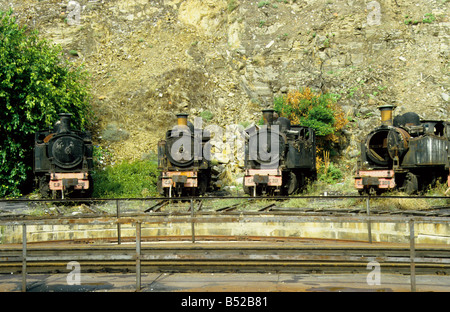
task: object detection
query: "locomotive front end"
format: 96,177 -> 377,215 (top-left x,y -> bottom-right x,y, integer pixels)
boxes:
355,105 -> 450,195
355,105 -> 396,194
243,109 -> 284,196
157,113 -> 212,197
243,109 -> 316,196
33,113 -> 93,198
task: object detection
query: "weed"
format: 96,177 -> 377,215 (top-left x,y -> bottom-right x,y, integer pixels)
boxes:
200,110 -> 214,122
422,13 -> 436,23
92,160 -> 159,198
258,1 -> 270,8
227,0 -> 238,13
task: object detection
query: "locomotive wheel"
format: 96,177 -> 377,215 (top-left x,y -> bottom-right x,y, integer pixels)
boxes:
38,175 -> 50,198
157,175 -> 164,196
242,177 -> 251,195
198,177 -> 208,196
402,173 -> 418,195
285,172 -> 298,195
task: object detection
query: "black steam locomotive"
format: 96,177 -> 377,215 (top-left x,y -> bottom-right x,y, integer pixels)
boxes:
33,113 -> 94,198
243,109 -> 317,196
355,105 -> 450,194
157,113 -> 213,197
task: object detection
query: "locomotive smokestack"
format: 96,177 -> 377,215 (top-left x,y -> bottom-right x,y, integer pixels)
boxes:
58,113 -> 72,133
176,113 -> 189,127
262,109 -> 275,126
378,105 -> 395,126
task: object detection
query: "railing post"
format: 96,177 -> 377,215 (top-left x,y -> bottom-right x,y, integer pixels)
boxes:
366,196 -> 372,243
191,198 -> 195,243
116,199 -> 121,245
409,220 -> 416,292
136,222 -> 141,291
22,224 -> 27,292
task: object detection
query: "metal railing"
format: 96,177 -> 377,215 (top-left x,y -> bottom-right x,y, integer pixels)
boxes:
1,195 -> 449,292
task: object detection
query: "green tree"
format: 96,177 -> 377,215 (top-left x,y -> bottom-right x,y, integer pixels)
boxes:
0,10 -> 93,197
274,87 -> 348,183
273,87 -> 347,150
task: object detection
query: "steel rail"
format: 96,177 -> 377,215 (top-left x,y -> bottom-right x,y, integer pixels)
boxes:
1,195 -> 449,292
0,194 -> 449,203
2,242 -> 449,275
2,195 -> 449,221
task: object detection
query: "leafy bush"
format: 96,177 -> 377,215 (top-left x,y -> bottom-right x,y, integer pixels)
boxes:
318,162 -> 343,184
0,10 -> 93,197
274,87 -> 347,152
91,160 -> 159,198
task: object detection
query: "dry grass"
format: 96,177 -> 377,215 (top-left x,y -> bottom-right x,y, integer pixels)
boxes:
371,193 -> 431,211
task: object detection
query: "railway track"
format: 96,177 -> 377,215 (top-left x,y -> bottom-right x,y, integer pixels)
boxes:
1,240 -> 450,275
1,195 -> 449,293
1,194 -> 450,219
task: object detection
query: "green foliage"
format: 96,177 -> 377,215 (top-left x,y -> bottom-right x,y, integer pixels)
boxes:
404,13 -> 436,25
0,10 -> 93,197
199,110 -> 214,122
91,160 -> 159,198
422,13 -> 436,23
274,87 -> 348,161
318,162 -> 343,184
227,0 -> 238,13
273,87 -> 347,138
92,145 -> 113,168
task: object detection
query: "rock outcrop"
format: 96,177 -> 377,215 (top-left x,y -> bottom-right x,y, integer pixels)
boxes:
2,0 -> 448,177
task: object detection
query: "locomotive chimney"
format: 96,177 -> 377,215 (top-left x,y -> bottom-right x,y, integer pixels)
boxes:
58,113 -> 72,133
176,113 -> 189,127
378,105 -> 395,126
262,109 -> 275,126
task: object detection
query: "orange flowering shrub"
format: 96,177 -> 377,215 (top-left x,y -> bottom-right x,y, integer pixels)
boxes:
274,88 -> 348,182
274,87 -> 347,143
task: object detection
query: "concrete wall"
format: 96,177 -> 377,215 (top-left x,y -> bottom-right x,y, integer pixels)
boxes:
1,220 -> 449,245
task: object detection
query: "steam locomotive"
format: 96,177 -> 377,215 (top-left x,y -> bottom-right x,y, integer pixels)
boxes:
243,109 -> 317,196
355,105 -> 450,194
33,113 -> 94,198
157,113 -> 213,197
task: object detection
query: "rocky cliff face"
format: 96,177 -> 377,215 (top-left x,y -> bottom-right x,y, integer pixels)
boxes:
3,0 -> 449,170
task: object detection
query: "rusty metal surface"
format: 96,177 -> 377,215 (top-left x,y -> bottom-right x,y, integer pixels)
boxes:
1,240 -> 449,274
1,272 -> 449,292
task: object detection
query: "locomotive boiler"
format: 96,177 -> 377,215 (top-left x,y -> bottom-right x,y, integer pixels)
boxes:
243,109 -> 317,196
355,105 -> 450,194
157,113 -> 213,197
33,113 -> 93,198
